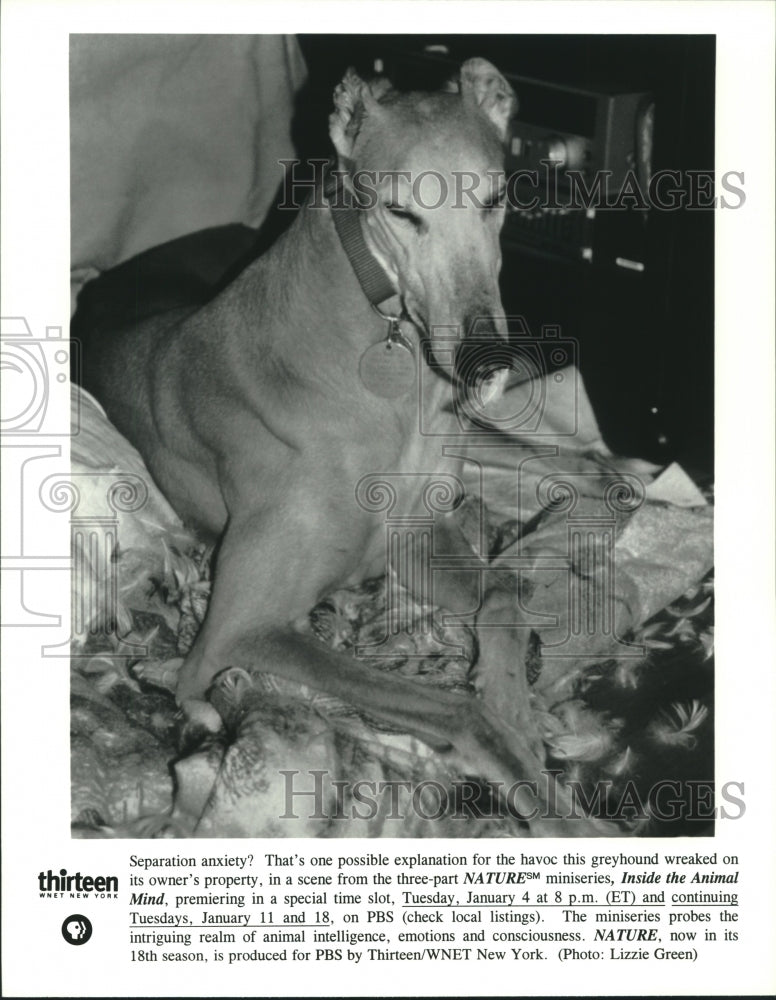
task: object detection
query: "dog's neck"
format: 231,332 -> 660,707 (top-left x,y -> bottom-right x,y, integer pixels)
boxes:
324,175 -> 398,314
298,192 -> 405,349
201,179 -> 455,447
223,188 -> 453,424
259,198 -> 397,356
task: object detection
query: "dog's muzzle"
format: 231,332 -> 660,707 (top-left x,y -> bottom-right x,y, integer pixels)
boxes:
453,314 -> 512,401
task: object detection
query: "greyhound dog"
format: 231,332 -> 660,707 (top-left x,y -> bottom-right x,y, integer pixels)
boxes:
78,58 -> 600,835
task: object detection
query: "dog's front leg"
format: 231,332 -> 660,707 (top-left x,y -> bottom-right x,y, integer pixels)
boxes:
206,624 -> 602,835
429,514 -> 545,760
177,514 -> 544,790
175,505 -> 346,703
177,513 -> 604,834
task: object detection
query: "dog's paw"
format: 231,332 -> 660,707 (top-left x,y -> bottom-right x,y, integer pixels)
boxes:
205,665 -> 257,732
211,666 -> 254,705
179,697 -> 223,736
133,656 -> 184,694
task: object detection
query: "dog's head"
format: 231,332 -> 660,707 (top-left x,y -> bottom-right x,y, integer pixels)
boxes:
329,59 -> 516,400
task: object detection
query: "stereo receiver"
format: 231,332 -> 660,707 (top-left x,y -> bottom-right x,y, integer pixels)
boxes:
377,46 -> 653,269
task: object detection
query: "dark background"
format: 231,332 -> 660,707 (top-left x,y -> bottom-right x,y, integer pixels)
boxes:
291,35 -> 715,479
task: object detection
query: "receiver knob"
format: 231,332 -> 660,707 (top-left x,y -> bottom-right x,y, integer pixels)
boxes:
544,136 -> 568,166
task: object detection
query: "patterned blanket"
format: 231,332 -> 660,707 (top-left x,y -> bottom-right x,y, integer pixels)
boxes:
69,380 -> 713,839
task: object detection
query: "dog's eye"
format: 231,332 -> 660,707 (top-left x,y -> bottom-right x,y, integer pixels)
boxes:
386,204 -> 422,228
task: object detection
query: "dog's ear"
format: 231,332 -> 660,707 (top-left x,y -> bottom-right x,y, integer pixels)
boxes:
450,58 -> 517,141
329,68 -> 390,161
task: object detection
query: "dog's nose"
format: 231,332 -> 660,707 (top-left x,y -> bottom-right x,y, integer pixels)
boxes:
455,313 -> 512,387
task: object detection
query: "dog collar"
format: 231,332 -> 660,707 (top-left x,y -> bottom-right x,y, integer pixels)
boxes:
323,174 -> 397,308
323,173 -> 416,399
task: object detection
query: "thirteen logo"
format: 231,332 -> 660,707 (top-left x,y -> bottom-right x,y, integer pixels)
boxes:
39,868 -> 119,893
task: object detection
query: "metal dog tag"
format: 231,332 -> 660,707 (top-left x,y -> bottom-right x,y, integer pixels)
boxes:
359,324 -> 416,399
